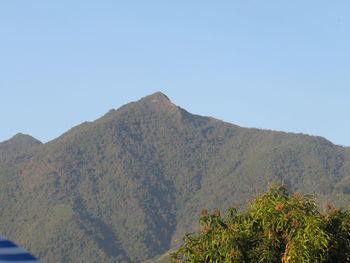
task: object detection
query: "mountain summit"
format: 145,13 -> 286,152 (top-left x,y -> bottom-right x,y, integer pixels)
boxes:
142,91 -> 171,103
0,133 -> 42,163
0,93 -> 349,263
137,92 -> 179,114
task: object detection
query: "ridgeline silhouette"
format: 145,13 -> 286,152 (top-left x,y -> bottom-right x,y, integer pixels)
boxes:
0,93 -> 349,262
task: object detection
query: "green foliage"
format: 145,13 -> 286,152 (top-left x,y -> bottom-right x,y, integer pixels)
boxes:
171,183 -> 350,263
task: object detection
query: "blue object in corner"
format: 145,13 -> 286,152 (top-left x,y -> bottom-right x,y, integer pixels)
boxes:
0,236 -> 43,263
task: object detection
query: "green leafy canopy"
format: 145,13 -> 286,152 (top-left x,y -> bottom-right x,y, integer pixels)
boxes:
172,183 -> 350,263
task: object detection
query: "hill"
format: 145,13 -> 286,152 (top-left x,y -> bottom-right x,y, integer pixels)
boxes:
0,133 -> 42,163
0,92 -> 349,262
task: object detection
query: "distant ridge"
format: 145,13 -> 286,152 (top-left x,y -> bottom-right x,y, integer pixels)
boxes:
0,133 -> 42,163
0,92 -> 349,263
0,133 -> 42,147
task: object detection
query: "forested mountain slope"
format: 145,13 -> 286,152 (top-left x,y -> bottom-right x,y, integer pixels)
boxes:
0,92 -> 349,262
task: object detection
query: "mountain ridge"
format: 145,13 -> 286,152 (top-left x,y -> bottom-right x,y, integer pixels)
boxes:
1,92 -> 344,148
0,92 -> 349,263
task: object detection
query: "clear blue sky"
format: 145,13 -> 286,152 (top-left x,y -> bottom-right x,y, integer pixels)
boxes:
1,1 -> 349,146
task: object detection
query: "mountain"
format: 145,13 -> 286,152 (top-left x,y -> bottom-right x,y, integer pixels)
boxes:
0,133 -> 42,163
0,92 -> 349,262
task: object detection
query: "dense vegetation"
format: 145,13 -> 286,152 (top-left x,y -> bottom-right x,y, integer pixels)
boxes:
0,92 -> 349,262
171,183 -> 350,262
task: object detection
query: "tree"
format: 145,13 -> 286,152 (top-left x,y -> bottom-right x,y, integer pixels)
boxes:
171,183 -> 350,262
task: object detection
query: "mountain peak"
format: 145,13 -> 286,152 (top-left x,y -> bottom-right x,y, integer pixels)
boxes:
138,92 -> 178,113
2,133 -> 42,145
0,133 -> 42,162
142,91 -> 171,103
